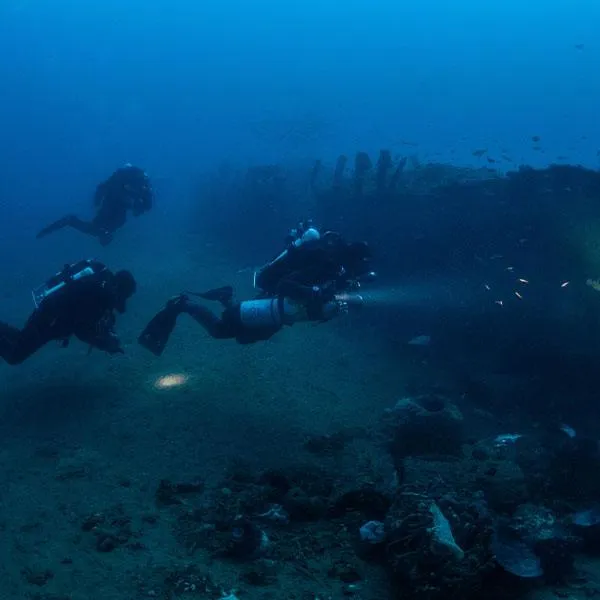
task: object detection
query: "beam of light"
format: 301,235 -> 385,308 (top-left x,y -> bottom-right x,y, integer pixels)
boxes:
153,373 -> 189,390
353,282 -> 469,311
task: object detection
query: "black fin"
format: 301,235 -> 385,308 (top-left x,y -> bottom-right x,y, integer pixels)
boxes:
138,305 -> 180,356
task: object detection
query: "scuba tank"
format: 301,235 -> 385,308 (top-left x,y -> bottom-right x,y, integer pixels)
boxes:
32,259 -> 106,308
253,225 -> 321,291
239,297 -> 303,328
238,291 -> 363,329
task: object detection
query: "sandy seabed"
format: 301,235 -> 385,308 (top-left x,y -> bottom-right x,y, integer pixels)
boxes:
0,227 -> 411,599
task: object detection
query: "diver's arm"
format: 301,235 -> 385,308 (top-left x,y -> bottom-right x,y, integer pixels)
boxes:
276,279 -> 339,321
75,317 -> 123,354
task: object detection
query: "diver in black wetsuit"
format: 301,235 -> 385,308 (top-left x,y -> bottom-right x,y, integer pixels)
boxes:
138,223 -> 374,356
36,164 -> 153,246
253,220 -> 375,296
0,260 -> 136,365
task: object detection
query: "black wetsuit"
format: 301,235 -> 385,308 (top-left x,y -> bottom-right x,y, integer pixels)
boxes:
0,261 -> 135,365
255,232 -> 372,295
36,165 -> 153,246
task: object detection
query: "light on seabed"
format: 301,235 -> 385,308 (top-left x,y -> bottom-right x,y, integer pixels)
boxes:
153,373 -> 188,390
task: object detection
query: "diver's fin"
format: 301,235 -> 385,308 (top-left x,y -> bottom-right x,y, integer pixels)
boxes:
138,305 -> 180,356
186,285 -> 234,306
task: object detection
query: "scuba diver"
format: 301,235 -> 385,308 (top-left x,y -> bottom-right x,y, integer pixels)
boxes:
138,222 -> 374,356
0,259 -> 137,365
36,164 -> 153,246
253,220 -> 375,295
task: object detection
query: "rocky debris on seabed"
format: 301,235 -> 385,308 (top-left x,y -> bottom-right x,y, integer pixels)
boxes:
21,566 -> 54,586
303,427 -> 370,456
133,397 -> 600,600
156,478 -> 205,506
384,488 -> 495,600
79,504 -> 145,553
150,448 -> 393,599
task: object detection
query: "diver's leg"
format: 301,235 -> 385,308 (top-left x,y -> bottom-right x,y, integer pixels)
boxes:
138,295 -> 235,356
0,317 -> 50,365
188,286 -> 234,308
183,302 -> 234,339
0,322 -> 21,363
36,215 -> 99,240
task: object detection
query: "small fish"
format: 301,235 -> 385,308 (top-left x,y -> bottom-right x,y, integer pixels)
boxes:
495,300 -> 504,306
472,148 -> 487,157
494,433 -> 523,445
531,135 -> 541,142
408,334 -> 431,347
560,424 -> 576,438
572,507 -> 600,527
518,278 -> 529,284
514,291 -> 523,299
561,281 -> 570,288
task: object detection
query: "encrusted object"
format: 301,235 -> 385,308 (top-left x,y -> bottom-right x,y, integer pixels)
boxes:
385,490 -> 494,600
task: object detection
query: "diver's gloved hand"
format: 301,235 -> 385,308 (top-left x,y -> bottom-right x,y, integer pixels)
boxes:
98,229 -> 114,247
94,331 -> 124,354
305,283 -> 337,320
312,282 -> 337,303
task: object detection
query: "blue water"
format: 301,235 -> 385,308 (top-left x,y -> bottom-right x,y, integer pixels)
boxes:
1,1 -> 598,231
2,3 -> 600,598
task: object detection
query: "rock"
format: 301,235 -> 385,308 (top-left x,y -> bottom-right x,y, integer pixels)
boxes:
328,559 -> 361,583
490,505 -> 580,584
163,566 -> 219,597
330,487 -> 391,521
225,516 -> 269,560
429,503 -> 464,560
385,490 -> 494,600
283,487 -> 328,521
504,505 -> 580,583
491,530 -> 543,579
81,513 -> 105,532
242,559 -> 278,586
359,520 -> 386,544
21,567 -> 54,586
383,394 -> 464,462
402,454 -> 529,514
95,531 -> 120,552
156,479 -> 203,506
